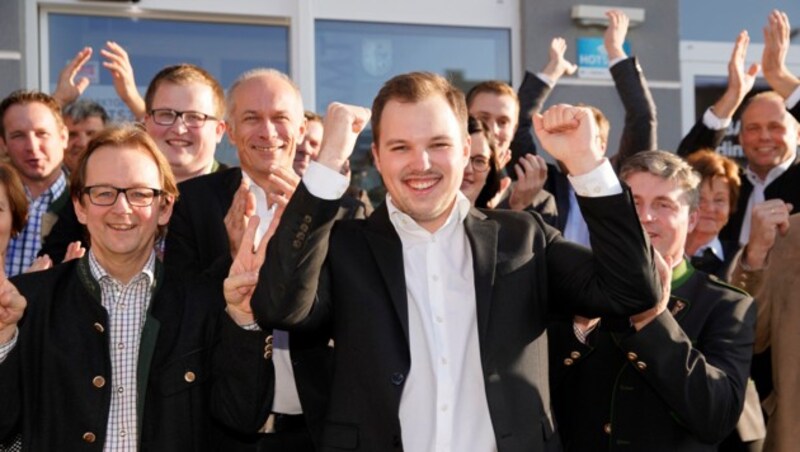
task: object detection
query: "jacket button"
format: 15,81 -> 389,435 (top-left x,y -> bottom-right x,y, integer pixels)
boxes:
292,240 -> 302,249
570,351 -> 581,359
83,431 -> 96,443
603,423 -> 612,435
303,215 -> 312,224
265,335 -> 273,345
297,232 -> 306,241
626,351 -> 638,361
184,371 -> 196,383
563,358 -> 574,366
264,349 -> 273,360
636,361 -> 647,371
92,376 -> 106,388
299,223 -> 310,233
93,322 -> 104,333
391,372 -> 405,385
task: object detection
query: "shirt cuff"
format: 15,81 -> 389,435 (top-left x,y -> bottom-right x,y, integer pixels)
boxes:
0,328 -> 19,364
785,85 -> 800,110
608,56 -> 628,69
535,72 -> 556,88
702,107 -> 732,131
303,161 -> 350,200
567,159 -> 622,197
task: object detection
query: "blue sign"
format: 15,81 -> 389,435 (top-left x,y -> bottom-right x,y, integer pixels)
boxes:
576,37 -> 632,79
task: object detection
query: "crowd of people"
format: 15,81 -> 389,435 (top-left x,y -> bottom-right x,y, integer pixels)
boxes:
0,7 -> 798,452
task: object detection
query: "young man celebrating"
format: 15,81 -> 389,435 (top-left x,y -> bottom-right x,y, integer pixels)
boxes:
224,72 -> 662,451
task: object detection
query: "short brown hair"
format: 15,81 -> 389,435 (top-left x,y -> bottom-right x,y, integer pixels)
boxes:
372,72 -> 468,144
620,150 -> 701,210
685,149 -> 741,213
465,80 -> 519,112
0,90 -> 64,138
71,123 -> 179,240
144,64 -> 225,118
0,162 -> 29,237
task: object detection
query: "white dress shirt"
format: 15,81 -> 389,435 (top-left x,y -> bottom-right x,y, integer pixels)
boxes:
738,157 -> 795,246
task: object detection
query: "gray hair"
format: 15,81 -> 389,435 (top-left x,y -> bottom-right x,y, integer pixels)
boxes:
63,99 -> 109,124
225,68 -> 304,129
619,150 -> 701,211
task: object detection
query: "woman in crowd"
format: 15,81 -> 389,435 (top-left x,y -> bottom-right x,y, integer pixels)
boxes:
684,149 -> 741,278
461,116 -> 502,208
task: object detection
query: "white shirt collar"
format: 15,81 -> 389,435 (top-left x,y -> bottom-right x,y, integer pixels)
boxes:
745,153 -> 796,186
386,191 -> 472,240
692,236 -> 725,261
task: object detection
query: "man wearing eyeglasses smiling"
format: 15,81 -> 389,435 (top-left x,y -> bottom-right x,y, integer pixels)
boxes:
143,64 -> 228,183
0,124 -> 247,450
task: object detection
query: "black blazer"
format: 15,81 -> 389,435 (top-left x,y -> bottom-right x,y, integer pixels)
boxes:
0,257 -> 245,451
677,103 -> 800,244
514,57 -> 658,231
250,183 -> 660,452
163,167 -> 361,447
549,264 -> 755,451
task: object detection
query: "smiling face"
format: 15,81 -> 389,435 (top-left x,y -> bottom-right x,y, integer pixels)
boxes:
75,145 -> 172,274
467,92 -> 517,164
625,171 -> 698,264
2,102 -> 67,189
372,94 -> 470,232
227,73 -> 306,187
460,131 -> 491,205
739,94 -> 800,180
144,81 -> 226,182
695,176 -> 731,237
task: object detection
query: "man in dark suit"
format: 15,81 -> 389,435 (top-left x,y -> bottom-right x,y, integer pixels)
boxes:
224,71 -> 661,451
165,69 -> 362,451
678,11 -> 800,247
0,125 -> 258,450
549,150 -> 756,451
509,10 -> 658,241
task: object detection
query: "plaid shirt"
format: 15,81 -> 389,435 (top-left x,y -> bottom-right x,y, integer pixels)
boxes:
88,250 -> 156,450
5,172 -> 67,277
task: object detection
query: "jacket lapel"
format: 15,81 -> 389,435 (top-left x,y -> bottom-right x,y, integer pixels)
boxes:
364,203 -> 410,343
465,209 -> 498,346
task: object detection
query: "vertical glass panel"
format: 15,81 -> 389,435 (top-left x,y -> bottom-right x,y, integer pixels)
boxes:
315,20 -> 511,201
47,13 -> 289,165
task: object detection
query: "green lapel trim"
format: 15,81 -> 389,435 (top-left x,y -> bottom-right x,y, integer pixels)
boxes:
77,255 -> 164,440
137,260 -> 164,437
671,258 -> 693,290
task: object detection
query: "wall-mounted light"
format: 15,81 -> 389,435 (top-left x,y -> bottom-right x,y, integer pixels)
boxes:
571,5 -> 645,28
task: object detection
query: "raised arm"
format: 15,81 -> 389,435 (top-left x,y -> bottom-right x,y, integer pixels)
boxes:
510,37 -> 577,161
677,31 -> 759,156
251,103 -> 371,328
605,10 -> 658,166
101,41 -> 146,120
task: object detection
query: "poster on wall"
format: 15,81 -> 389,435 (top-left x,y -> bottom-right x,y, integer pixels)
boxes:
576,37 -> 631,79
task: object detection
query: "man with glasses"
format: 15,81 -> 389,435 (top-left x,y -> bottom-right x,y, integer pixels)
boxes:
0,124 -> 253,450
40,63 -> 230,263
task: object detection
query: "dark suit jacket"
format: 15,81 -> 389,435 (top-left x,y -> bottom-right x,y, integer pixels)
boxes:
677,103 -> 800,244
0,257 -> 247,451
249,183 -> 660,451
163,166 -> 361,447
549,262 -> 755,451
513,57 -> 658,231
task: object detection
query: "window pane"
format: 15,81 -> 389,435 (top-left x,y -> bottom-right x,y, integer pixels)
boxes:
47,13 -> 289,165
315,20 -> 511,201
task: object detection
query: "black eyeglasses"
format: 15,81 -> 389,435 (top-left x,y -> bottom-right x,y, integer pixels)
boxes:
469,156 -> 490,172
82,186 -> 164,207
149,109 -> 218,128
